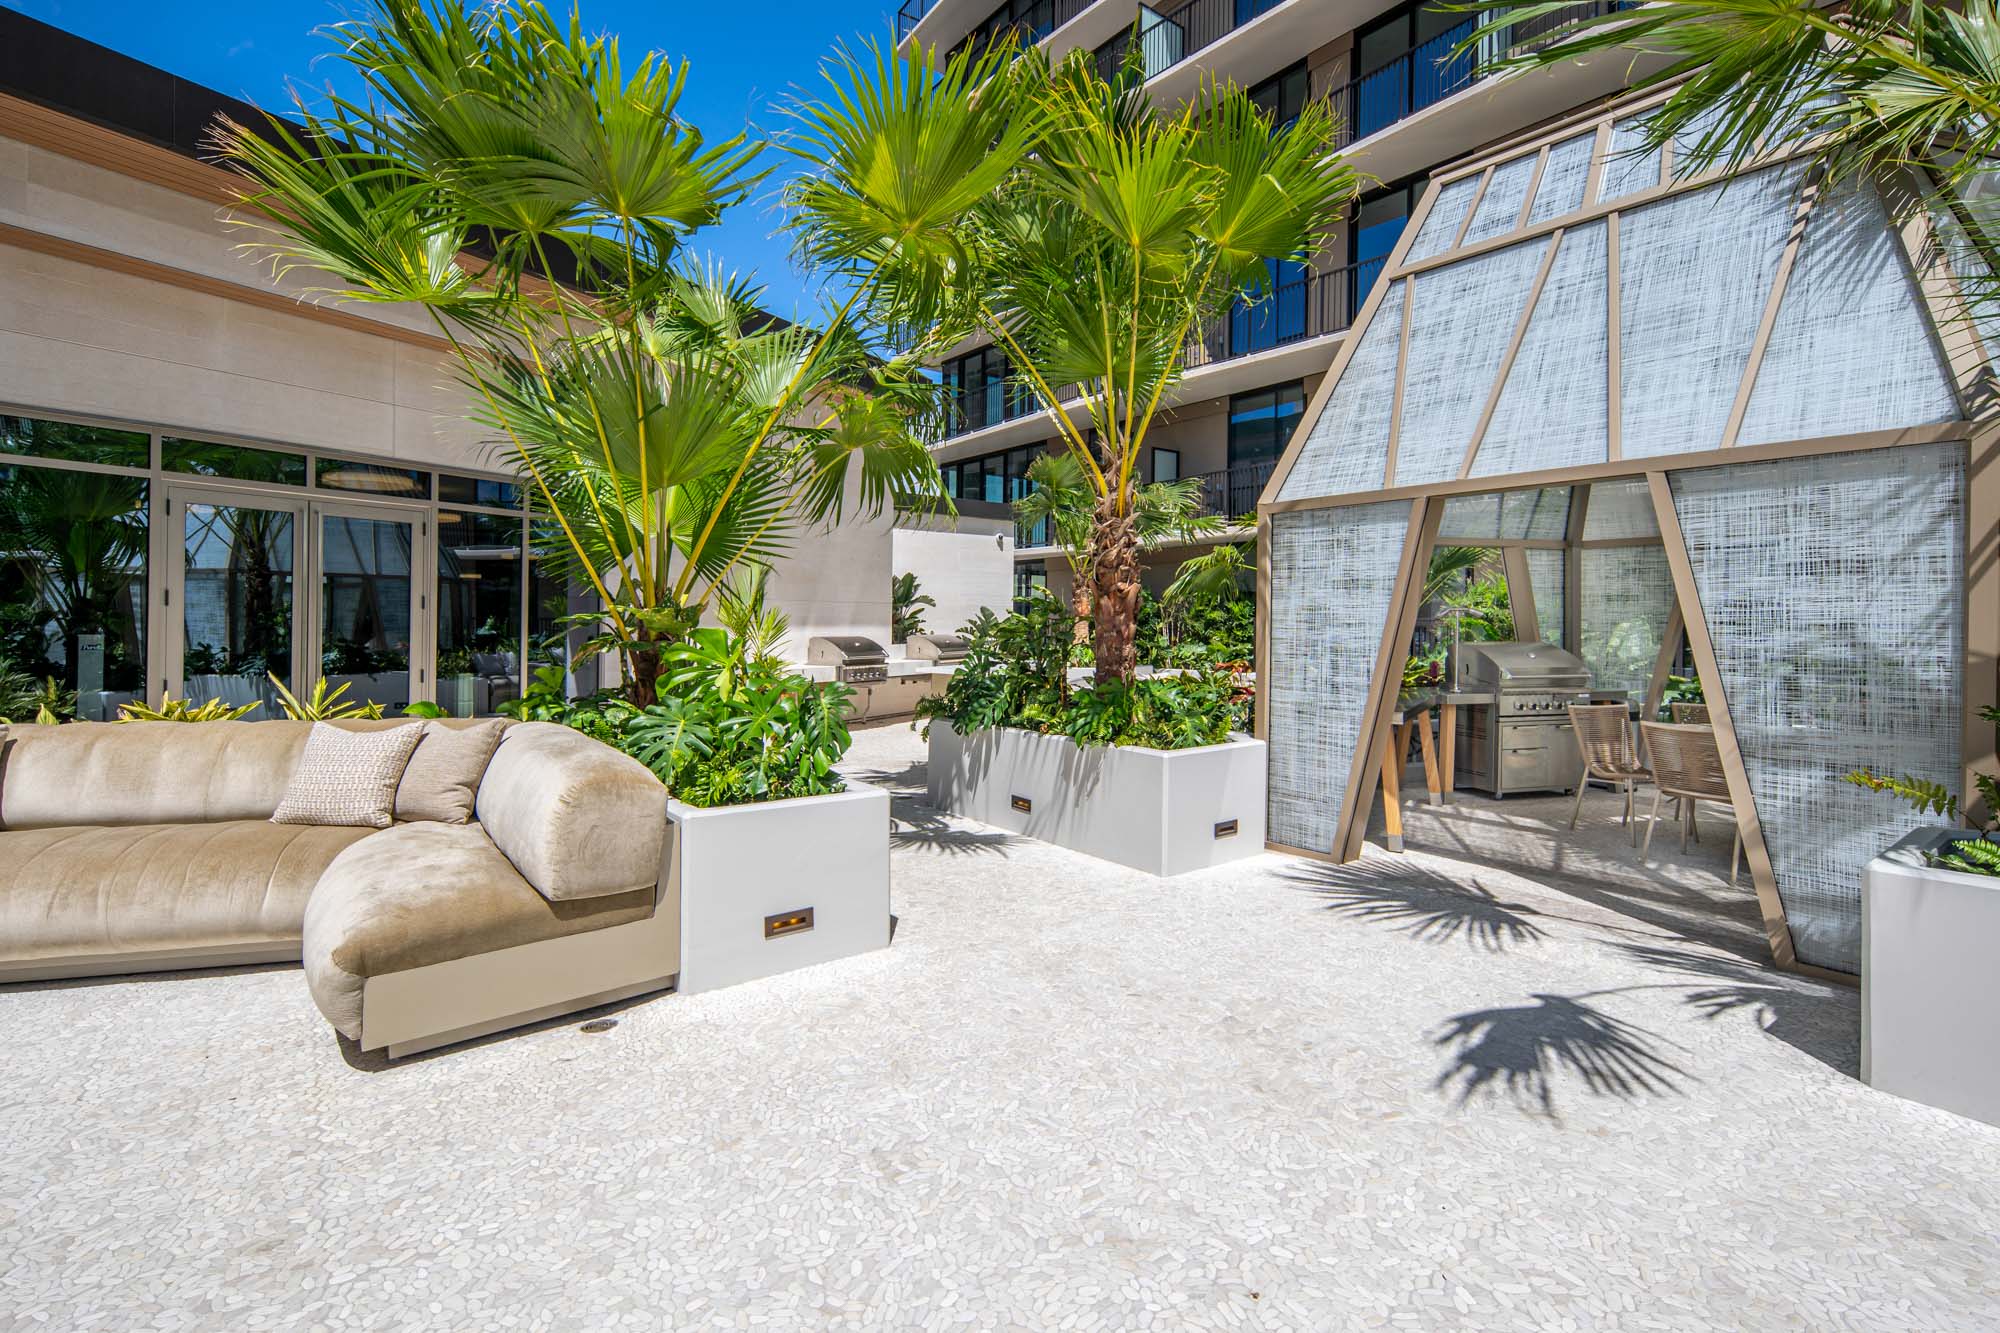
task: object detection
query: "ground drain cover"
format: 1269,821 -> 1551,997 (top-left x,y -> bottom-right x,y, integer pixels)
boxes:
579,1018 -> 618,1034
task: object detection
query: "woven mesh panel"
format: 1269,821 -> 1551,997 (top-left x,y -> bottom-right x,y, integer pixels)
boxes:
1267,500 -> 1414,852
1579,544 -> 1672,702
1618,164 -> 1805,458
1473,221 -> 1611,478
1738,180 -> 1959,445
1528,133 -> 1595,224
1669,444 -> 1965,974
1597,115 -> 1662,201
1581,477 -> 1658,538
1463,153 -> 1537,246
1276,280 -> 1405,501
1393,236 -> 1551,487
1527,547 -> 1565,647
1438,493 -> 1502,540
1406,175 -> 1480,262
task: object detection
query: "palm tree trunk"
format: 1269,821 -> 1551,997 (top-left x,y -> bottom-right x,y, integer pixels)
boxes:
1089,493 -> 1140,684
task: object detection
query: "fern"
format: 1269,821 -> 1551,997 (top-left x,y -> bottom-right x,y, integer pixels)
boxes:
1844,770 -> 1959,821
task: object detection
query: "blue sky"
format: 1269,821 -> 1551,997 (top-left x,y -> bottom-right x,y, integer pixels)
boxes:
11,0 -> 904,315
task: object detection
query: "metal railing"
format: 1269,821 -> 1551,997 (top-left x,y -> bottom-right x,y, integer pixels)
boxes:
1187,260 -> 1367,370
1095,0 -> 1289,83
946,0 -> 1093,64
896,0 -> 938,42
1192,459 -> 1279,520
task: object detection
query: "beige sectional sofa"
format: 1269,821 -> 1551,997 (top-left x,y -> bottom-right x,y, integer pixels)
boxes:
0,718 -> 678,1057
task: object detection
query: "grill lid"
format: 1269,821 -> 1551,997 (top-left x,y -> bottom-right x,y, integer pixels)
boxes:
807,635 -> 887,666
1458,641 -> 1590,687
906,632 -> 970,662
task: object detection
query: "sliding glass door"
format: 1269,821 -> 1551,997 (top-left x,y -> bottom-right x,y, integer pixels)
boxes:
314,503 -> 424,716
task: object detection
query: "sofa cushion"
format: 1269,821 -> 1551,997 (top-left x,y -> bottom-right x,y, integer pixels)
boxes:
0,821 -> 377,965
475,721 -> 667,901
394,719 -> 507,823
302,821 -> 655,1038
0,720 -> 316,828
271,722 -> 423,828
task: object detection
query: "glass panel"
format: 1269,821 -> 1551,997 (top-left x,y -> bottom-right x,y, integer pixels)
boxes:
163,438 -> 307,487
1403,175 -> 1480,262
1581,477 -> 1658,539
1276,279 -> 1405,500
1227,382 -> 1304,468
1670,443 -> 1965,974
1597,114 -> 1662,201
1738,179 -> 1959,445
1526,546 -> 1565,648
1267,499 -> 1414,852
1461,153 -> 1537,245
1579,544 -> 1672,704
319,513 -> 414,714
1437,493 -> 1501,540
437,474 -> 524,508
181,499 -> 291,718
1152,448 -> 1180,483
1617,164 -> 1804,458
0,465 -> 147,720
1,414 -> 149,469
529,520 -> 588,698
435,510 -> 524,718
316,457 -> 431,499
1473,220 -> 1611,478
1526,132 -> 1594,224
1394,235 -> 1552,487
1500,486 -> 1569,540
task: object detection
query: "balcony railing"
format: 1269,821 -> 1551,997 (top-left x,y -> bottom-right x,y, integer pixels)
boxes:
946,0 -> 1093,63
1192,459 -> 1279,520
1324,2 -> 1632,148
1096,0 -> 1289,83
897,0 -> 938,42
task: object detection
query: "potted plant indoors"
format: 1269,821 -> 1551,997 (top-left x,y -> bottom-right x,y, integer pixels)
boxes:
785,33 -> 1352,871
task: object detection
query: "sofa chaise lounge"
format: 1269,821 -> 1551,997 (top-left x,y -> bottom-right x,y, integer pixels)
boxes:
0,718 -> 676,1057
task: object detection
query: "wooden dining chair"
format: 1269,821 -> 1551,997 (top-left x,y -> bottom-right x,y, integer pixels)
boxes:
1568,703 -> 1650,844
1668,701 -> 1710,725
1640,721 -> 1741,886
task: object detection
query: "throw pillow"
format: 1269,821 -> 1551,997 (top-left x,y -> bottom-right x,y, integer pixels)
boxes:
271,721 -> 423,828
394,719 -> 508,823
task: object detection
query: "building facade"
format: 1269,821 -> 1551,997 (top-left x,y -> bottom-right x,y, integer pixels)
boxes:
896,0 -> 1667,600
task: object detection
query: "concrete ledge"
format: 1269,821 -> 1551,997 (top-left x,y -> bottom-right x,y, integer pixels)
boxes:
926,722 -> 1267,876
1863,827 -> 2000,1128
671,780 -> 893,995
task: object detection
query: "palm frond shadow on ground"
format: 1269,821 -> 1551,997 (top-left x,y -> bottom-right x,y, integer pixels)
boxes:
1432,992 -> 1691,1119
1280,861 -> 1548,952
1613,942 -> 1858,1077
889,795 -> 1017,858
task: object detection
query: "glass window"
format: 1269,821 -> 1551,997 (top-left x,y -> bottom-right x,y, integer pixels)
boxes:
437,473 -> 524,508
1153,448 -> 1180,483
1,414 -> 148,469
163,437 -> 307,486
1228,382 -> 1306,470
315,457 -> 432,498
1247,62 -> 1308,129
436,509 -> 525,717
528,521 -> 591,698
0,462 -> 148,719
1013,559 -> 1047,614
180,498 -> 295,716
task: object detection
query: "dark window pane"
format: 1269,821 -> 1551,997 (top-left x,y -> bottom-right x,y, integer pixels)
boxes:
0,463 -> 148,717
1228,382 -> 1306,469
163,437 -> 307,486
436,509 -> 524,717
180,498 -> 294,716
315,457 -> 431,498
437,473 -> 524,508
0,414 -> 148,469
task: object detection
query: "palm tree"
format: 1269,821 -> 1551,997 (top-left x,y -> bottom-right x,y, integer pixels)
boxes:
213,0 -> 945,705
1458,0 -> 2000,307
785,36 -> 1355,684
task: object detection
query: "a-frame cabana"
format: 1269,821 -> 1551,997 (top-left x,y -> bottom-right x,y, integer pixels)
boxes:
1255,87 -> 1999,979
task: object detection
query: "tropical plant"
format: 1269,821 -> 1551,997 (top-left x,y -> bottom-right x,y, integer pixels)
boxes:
267,673 -> 387,721
1423,546 -> 1487,606
1456,0 -> 2000,316
890,571 -> 934,643
716,562 -> 792,668
1161,535 -> 1254,608
786,34 -> 1354,684
0,467 -> 147,692
1135,588 -> 1254,669
1848,703 -> 2000,874
117,694 -> 262,722
916,592 -> 1244,747
30,676 -> 74,725
1658,673 -> 1705,718
0,654 -> 40,722
402,700 -> 449,719
214,0 -> 946,708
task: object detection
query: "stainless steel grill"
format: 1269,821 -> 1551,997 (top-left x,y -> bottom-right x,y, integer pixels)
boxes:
1450,641 -> 1593,795
904,632 -> 970,664
806,635 -> 889,684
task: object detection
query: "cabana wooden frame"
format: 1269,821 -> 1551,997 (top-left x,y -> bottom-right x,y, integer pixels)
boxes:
1253,84 -> 2000,981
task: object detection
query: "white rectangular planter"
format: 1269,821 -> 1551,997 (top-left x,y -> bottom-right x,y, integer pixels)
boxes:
926,722 -> 1266,876
1863,828 -> 2000,1128
669,780 -> 891,995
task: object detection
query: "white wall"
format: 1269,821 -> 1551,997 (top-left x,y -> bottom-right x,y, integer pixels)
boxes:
891,517 -> 1016,638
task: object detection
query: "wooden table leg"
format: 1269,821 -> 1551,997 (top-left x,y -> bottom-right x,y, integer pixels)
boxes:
1416,707 -> 1442,807
1380,729 -> 1405,852
1438,702 -> 1456,805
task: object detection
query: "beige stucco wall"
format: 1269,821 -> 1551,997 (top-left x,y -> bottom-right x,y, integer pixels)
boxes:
891,517 -> 1016,638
